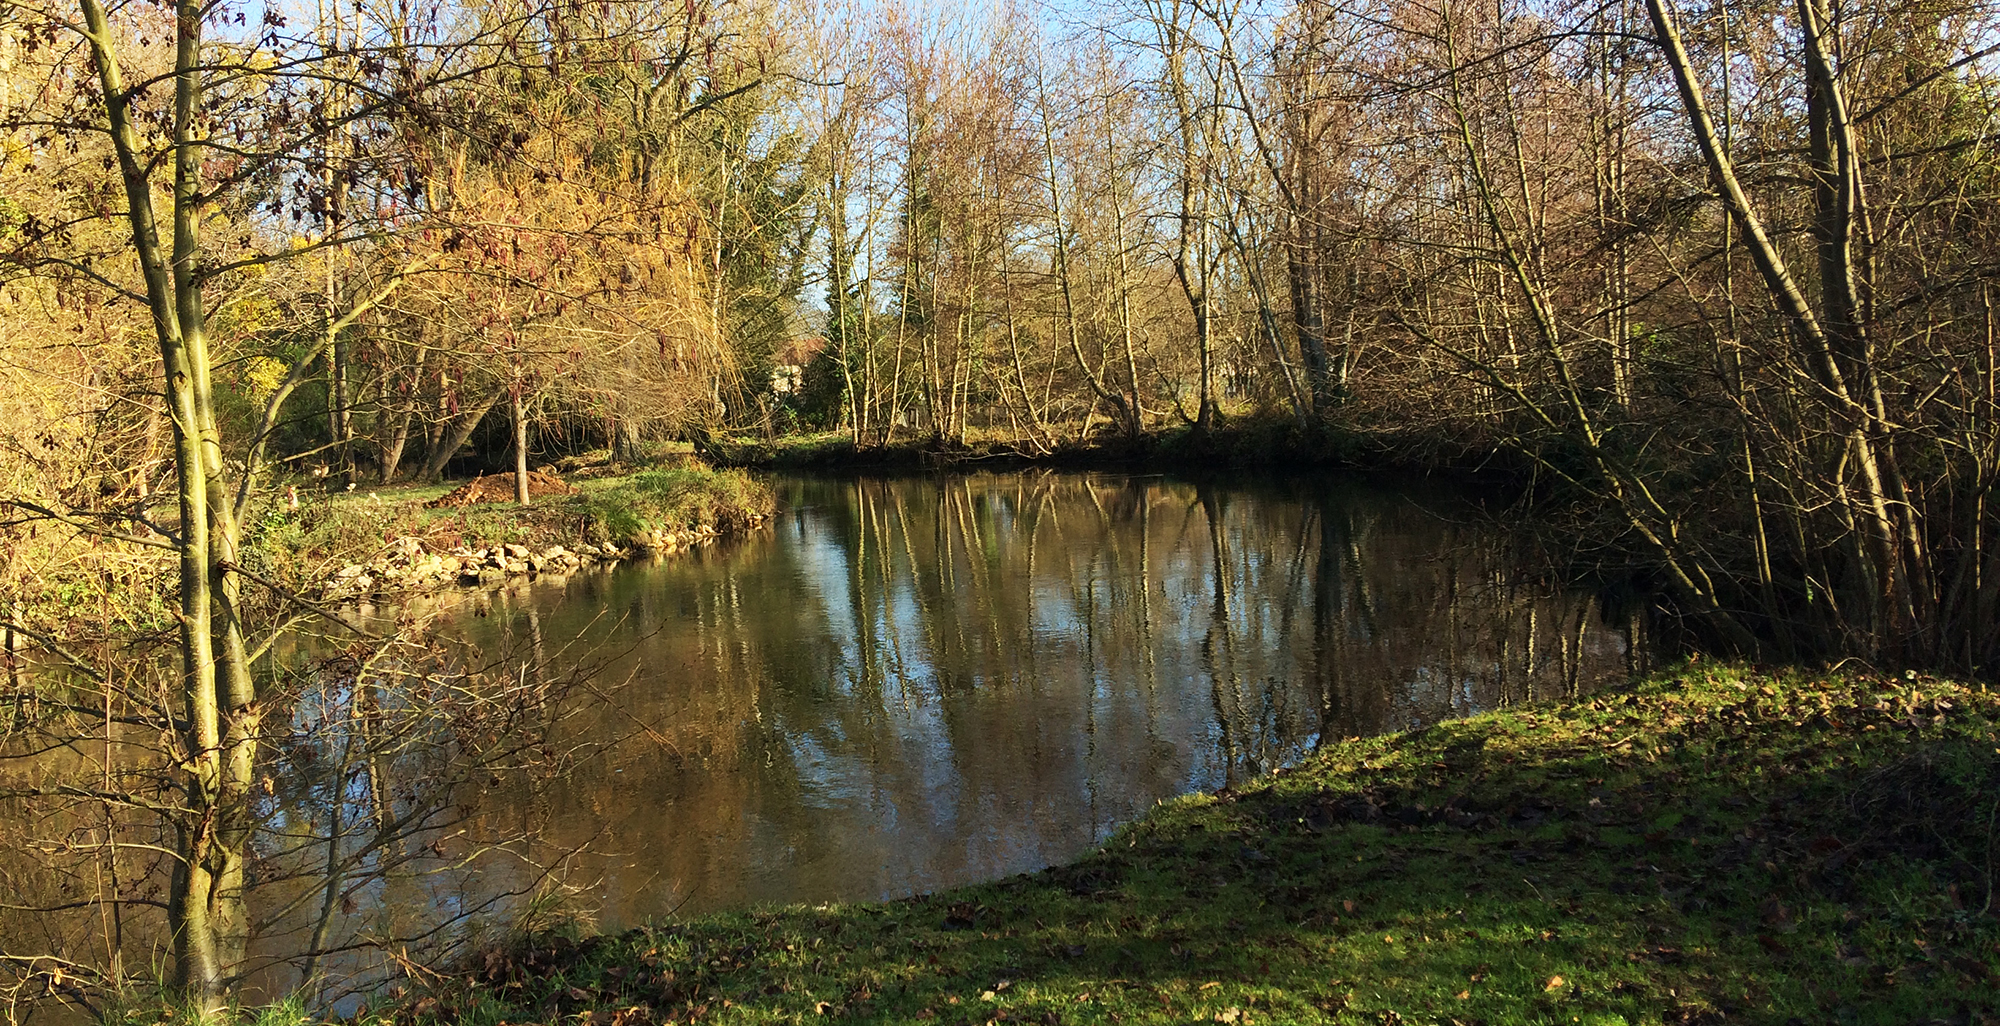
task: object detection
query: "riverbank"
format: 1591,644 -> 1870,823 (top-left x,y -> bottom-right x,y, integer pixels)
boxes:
700,418 -> 1530,483
265,466 -> 776,603
365,663 -> 1999,1026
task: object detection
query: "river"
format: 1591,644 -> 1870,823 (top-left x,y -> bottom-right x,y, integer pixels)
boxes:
1,469 -> 1644,1008
380,470 -> 1637,927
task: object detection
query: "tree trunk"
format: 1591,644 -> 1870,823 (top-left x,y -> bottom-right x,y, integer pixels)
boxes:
379,402 -> 412,484
3,599 -> 21,688
1036,75 -> 1137,440
613,416 -> 643,463
329,312 -> 352,486
512,385 -> 531,506
416,390 -> 504,483
1287,238 -> 1333,414
79,0 -> 259,1008
1647,0 -> 1917,653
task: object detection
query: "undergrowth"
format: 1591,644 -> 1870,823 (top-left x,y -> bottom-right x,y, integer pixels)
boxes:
701,417 -> 1528,481
570,468 -> 776,544
361,664 -> 2000,1026
246,467 -> 772,589
12,467 -> 775,624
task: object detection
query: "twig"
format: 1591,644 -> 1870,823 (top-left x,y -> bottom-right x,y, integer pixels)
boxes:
218,560 -> 382,643
0,619 -> 107,684
0,500 -> 179,551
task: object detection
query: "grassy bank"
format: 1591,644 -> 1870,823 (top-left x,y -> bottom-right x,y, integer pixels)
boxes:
12,464 -> 775,635
245,466 -> 775,597
374,664 -> 2000,1026
1,465 -> 774,636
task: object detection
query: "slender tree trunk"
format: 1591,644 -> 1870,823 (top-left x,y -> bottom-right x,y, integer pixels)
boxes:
3,599 -> 21,689
998,229 -> 1051,450
328,279 -> 353,486
1036,75 -> 1132,438
380,407 -> 412,484
1106,118 -> 1145,440
417,390 -> 505,482
78,0 -> 259,1006
1158,18 -> 1219,434
1287,232 -> 1332,413
512,383 -> 531,506
1221,200 -> 1307,423
1648,0 -> 1915,653
379,349 -> 421,483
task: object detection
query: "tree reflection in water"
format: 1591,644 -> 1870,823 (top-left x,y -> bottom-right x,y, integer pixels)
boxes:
0,471 -> 1638,1012
435,471 -> 1634,931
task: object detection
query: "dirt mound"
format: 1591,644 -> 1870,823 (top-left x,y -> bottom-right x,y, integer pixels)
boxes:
425,472 -> 576,508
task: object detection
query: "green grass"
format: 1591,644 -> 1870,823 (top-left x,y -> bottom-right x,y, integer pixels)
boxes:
242,467 -> 774,592
101,983 -> 313,1026
9,463 -> 770,631
367,664 -> 2000,1026
571,468 -> 777,543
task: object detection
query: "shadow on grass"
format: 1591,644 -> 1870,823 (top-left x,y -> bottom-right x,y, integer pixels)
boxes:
389,667 -> 2000,1026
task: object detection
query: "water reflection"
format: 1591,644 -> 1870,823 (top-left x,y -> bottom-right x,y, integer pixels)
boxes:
0,470 -> 1638,1012
424,471 -> 1630,928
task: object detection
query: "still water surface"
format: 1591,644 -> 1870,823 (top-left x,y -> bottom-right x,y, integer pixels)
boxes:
401,470 -> 1637,931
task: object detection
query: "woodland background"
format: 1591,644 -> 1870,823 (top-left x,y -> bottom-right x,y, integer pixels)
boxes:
2,0 -> 2000,1013
6,0 -> 1997,671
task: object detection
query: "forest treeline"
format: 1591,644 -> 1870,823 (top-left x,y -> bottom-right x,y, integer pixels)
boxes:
0,0 -> 1997,1013
3,0 -> 1999,665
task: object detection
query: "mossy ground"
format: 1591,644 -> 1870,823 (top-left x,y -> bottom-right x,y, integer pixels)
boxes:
368,664 -> 2000,1026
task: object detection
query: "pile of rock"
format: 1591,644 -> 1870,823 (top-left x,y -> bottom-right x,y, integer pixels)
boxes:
319,514 -> 768,602
622,522 -> 726,555
321,537 -> 627,602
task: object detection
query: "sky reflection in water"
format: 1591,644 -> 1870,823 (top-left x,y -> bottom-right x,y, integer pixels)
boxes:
410,470 -> 1635,930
